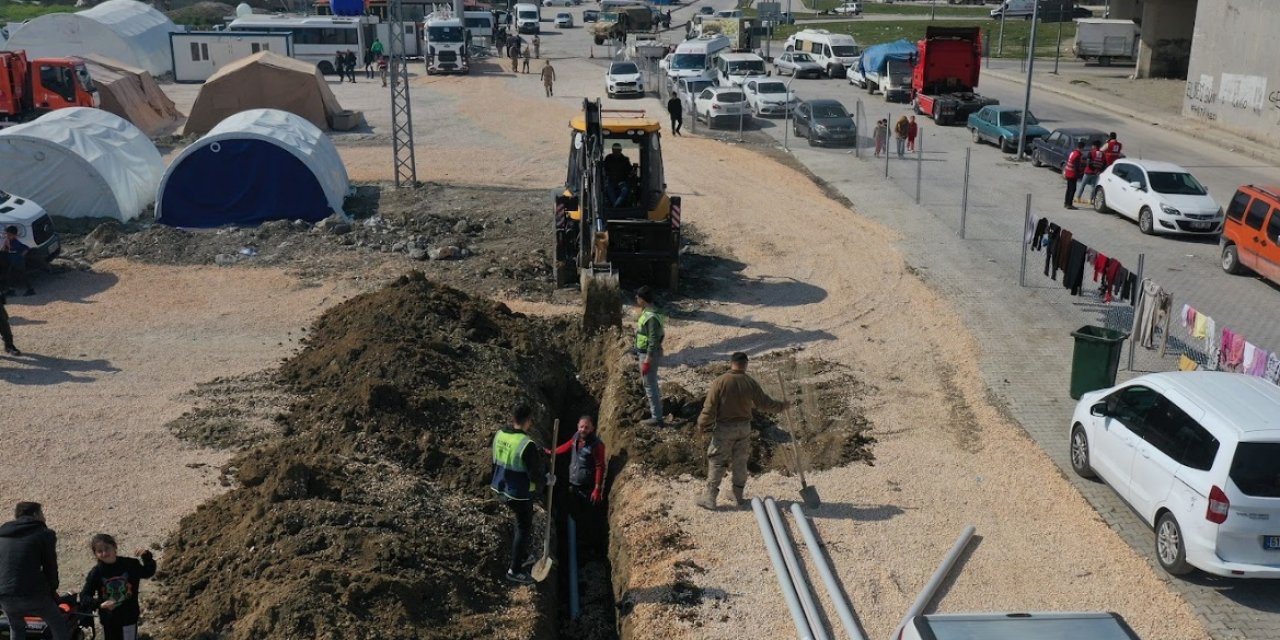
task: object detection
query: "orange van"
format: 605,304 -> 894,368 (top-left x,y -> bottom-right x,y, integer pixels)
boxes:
1221,184 -> 1280,282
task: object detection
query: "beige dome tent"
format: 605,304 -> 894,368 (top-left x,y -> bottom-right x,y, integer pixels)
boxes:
184,51 -> 359,136
82,55 -> 184,136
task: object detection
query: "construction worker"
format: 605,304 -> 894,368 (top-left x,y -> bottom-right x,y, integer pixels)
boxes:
509,42 -> 519,73
0,292 -> 18,356
521,45 -> 531,74
634,285 -> 665,427
1103,131 -> 1123,167
696,352 -> 787,510
1076,140 -> 1105,204
542,59 -> 558,96
490,404 -> 551,585
532,34 -> 541,59
553,415 -> 607,553
1063,140 -> 1084,210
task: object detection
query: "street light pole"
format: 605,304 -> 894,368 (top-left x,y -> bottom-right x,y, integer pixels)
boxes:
997,6 -> 1007,57
1014,0 -> 1039,160
783,73 -> 796,151
930,0 -> 936,21
1052,7 -> 1064,74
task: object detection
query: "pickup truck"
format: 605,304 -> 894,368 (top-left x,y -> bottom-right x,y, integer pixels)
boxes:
832,2 -> 862,14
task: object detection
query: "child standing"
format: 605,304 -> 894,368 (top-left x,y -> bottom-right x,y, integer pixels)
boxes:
79,534 -> 157,640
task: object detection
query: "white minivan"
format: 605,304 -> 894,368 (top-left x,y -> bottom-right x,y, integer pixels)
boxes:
661,34 -> 730,85
712,51 -> 767,87
784,28 -> 860,78
513,2 -> 541,33
1070,372 -> 1280,578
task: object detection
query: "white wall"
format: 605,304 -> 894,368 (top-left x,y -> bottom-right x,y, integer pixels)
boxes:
1182,0 -> 1280,147
172,32 -> 293,82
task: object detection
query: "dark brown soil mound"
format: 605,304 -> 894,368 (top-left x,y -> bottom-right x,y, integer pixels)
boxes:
152,273 -> 577,639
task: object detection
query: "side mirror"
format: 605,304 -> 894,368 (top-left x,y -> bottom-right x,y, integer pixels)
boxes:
1129,181 -> 1144,191
1089,402 -> 1108,418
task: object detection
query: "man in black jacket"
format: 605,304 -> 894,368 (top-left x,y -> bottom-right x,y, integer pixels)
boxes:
0,501 -> 71,640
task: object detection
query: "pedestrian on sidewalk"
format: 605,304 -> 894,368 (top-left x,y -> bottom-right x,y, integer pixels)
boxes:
1064,140 -> 1084,209
378,55 -> 389,87
521,46 -> 531,73
540,60 -> 556,96
695,352 -> 788,511
893,115 -> 909,158
490,404 -> 550,585
532,35 -> 541,59
2,225 -> 34,297
666,94 -> 683,135
0,502 -> 71,640
510,44 -> 519,73
1103,131 -> 1123,167
873,119 -> 887,157
79,534 -> 157,640
0,292 -> 19,356
363,46 -> 375,79
906,115 -> 918,152
553,415 -> 607,554
1076,140 -> 1104,204
634,285 -> 665,427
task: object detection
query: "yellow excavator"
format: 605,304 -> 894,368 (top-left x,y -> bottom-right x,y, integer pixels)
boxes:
554,99 -> 681,331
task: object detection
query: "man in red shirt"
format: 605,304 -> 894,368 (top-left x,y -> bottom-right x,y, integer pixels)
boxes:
1064,140 -> 1084,209
1103,131 -> 1123,167
1076,141 -> 1105,204
554,415 -> 607,553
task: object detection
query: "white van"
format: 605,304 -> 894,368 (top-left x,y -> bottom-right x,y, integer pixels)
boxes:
463,10 -> 495,42
784,28 -> 860,78
0,190 -> 60,263
513,2 -> 541,34
990,0 -> 1036,18
1071,372 -> 1280,578
662,34 -> 730,84
713,51 -> 767,87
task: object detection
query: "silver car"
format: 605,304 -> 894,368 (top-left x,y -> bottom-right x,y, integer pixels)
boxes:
773,52 -> 823,79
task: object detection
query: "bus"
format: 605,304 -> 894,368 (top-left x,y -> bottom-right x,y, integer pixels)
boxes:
228,15 -> 367,75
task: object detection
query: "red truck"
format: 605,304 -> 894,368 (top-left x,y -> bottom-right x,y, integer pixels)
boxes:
910,26 -> 997,126
0,50 -> 99,125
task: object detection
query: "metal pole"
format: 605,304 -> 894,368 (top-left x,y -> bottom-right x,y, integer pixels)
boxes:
915,133 -> 923,204
1127,253 -> 1145,371
1015,0 -> 1040,159
1052,9 -> 1064,74
738,108 -> 745,143
997,7 -> 1007,57
790,503 -> 867,640
1019,195 -> 1031,286
784,73 -> 796,151
930,0 -> 936,20
854,99 -> 861,158
765,498 -> 829,640
959,147 -> 970,238
751,498 -> 816,640
568,515 -> 580,620
891,526 -> 977,639
884,111 -> 890,177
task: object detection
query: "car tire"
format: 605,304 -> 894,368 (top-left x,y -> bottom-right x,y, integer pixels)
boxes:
1139,207 -> 1155,235
1069,425 -> 1097,479
1222,243 -> 1249,275
1156,512 -> 1195,576
826,64 -> 840,79
970,127 -> 981,144
1000,137 -> 1015,153
807,130 -> 816,146
794,123 -> 802,137
1093,189 -> 1111,213
1031,150 -> 1043,167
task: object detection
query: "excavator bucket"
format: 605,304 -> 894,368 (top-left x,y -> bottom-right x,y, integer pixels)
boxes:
581,266 -> 622,333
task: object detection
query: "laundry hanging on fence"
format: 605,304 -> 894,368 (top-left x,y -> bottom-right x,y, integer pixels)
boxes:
1179,354 -> 1199,371
1219,328 -> 1246,372
1267,352 -> 1280,384
1031,217 -> 1048,247
1248,345 -> 1270,377
1133,278 -> 1172,351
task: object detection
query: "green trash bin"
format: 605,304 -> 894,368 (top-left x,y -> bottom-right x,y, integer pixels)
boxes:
1069,326 -> 1128,400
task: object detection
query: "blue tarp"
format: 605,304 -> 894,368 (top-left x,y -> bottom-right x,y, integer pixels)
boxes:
855,39 -> 917,76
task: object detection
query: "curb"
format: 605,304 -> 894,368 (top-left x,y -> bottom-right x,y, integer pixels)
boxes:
983,68 -> 1280,167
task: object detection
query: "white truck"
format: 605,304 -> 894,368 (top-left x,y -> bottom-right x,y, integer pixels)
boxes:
0,190 -> 60,264
1072,18 -> 1139,66
847,38 -> 916,102
424,12 -> 469,75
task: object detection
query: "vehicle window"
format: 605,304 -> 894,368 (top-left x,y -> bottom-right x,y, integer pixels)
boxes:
794,53 -> 813,62
757,82 -> 786,93
1046,131 -> 1061,143
1244,198 -> 1269,230
1107,386 -> 1160,437
1129,167 -> 1148,189
1226,191 -> 1251,221
670,53 -> 706,70
1231,443 -> 1280,497
831,45 -> 859,57
1140,397 -> 1219,471
998,110 -> 1038,127
727,60 -> 765,74
811,103 -> 848,118
1149,171 -> 1208,196
611,62 -> 639,74
428,26 -> 465,41
38,64 -> 76,103
1267,207 -> 1280,243
1111,164 -> 1131,181
823,44 -> 832,57
74,65 -> 95,92
718,91 -> 745,102
698,89 -> 711,99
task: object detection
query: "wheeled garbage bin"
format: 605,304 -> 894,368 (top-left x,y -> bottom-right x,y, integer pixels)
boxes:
1069,326 -> 1128,400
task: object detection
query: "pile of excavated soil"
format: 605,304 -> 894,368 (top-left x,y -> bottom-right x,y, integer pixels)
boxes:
151,273 -> 581,639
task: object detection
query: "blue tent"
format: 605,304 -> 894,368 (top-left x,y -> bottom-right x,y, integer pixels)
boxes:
855,39 -> 917,76
156,109 -> 349,228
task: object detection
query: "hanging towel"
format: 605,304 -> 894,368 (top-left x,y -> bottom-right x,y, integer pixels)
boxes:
1203,316 -> 1217,370
1092,251 -> 1106,282
1251,348 -> 1270,377
1121,273 -> 1137,304
1266,352 -> 1280,384
1031,218 -> 1048,249
1219,328 -> 1234,371
1193,312 -> 1208,339
1044,223 -> 1061,277
1181,304 -> 1193,329
1244,342 -> 1258,374
1178,354 -> 1199,371
1113,267 -> 1128,296
1065,240 -> 1088,295
1227,332 -> 1246,372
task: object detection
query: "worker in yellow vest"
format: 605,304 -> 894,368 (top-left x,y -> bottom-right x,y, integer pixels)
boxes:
635,285 -> 666,426
490,403 -> 551,584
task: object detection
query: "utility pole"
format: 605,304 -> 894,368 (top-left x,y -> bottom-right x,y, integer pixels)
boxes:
930,0 -> 936,21
997,7 -> 1007,57
388,0 -> 418,188
1014,0 -> 1039,160
1052,5 -> 1064,74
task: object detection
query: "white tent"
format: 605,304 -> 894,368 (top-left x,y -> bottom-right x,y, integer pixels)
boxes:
3,0 -> 179,76
0,108 -> 163,221
156,109 -> 349,227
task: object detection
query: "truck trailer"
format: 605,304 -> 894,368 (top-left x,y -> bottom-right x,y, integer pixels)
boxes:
1073,19 -> 1138,66
910,26 -> 997,126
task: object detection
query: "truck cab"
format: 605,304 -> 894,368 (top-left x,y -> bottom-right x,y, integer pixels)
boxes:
425,13 -> 470,75
0,51 -> 99,123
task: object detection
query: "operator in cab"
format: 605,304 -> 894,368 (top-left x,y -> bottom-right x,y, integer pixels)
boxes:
603,143 -> 631,208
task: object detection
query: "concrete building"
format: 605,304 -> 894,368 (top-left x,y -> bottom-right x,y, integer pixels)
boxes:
1181,0 -> 1279,148
1105,0 -> 1197,79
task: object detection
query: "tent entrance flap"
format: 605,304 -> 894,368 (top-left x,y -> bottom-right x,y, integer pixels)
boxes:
160,139 -> 330,228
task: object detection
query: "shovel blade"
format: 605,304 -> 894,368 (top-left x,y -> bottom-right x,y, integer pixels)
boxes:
800,484 -> 821,509
531,556 -> 554,582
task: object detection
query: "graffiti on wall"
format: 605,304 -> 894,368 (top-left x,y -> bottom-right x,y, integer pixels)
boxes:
1186,73 -> 1274,125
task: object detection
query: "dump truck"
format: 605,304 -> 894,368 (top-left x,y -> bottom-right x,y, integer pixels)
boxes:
910,26 -> 997,126
0,50 -> 99,125
591,5 -> 654,45
554,102 -> 681,331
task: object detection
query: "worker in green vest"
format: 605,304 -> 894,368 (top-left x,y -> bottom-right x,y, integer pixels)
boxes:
490,403 -> 550,584
634,285 -> 665,426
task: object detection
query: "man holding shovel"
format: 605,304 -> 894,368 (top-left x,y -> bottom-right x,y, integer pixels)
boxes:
696,352 -> 788,510
490,404 -> 552,585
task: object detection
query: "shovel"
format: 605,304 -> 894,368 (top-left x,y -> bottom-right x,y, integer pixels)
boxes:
532,418 -> 560,582
777,372 -> 821,509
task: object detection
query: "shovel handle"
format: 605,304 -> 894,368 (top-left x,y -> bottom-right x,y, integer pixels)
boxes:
776,372 -> 808,486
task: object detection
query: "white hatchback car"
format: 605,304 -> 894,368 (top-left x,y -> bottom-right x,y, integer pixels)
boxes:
555,11 -> 573,27
1092,159 -> 1224,236
604,61 -> 643,98
1070,372 -> 1280,578
693,86 -> 750,129
742,79 -> 798,117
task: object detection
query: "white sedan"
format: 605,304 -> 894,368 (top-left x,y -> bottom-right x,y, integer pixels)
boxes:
543,0 -> 572,5
605,61 -> 643,98
742,79 -> 798,117
1091,159 -> 1224,236
694,87 -> 750,129
555,12 -> 573,27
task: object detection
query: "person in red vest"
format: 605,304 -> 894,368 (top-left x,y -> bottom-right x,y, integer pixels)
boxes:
1064,140 -> 1084,209
1076,141 -> 1106,204
1103,131 -> 1123,167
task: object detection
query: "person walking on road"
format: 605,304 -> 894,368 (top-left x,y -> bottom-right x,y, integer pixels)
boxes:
873,119 -> 887,158
363,47 -> 376,79
906,115 -> 918,152
634,285 -> 665,427
370,37 -> 384,59
553,415 -> 607,553
1103,131 -> 1123,167
666,94 -> 683,136
521,46 -> 531,74
490,404 -> 551,585
696,352 -> 788,510
3,225 -> 34,297
893,115 -> 909,158
510,43 -> 519,73
378,55 -> 389,87
1076,140 -> 1105,204
1063,140 -> 1085,210
0,292 -> 20,356
540,60 -> 556,97
0,502 -> 71,640
532,35 -> 541,59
